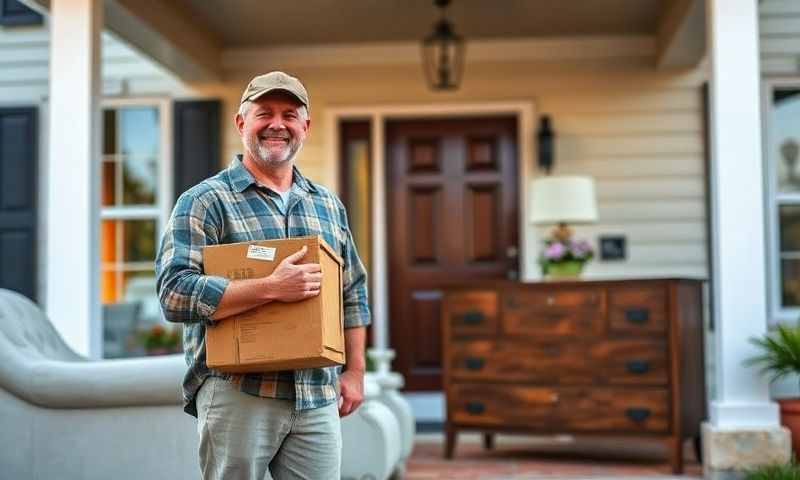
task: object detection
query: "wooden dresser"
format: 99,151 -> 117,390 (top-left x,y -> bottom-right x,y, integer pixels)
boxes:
442,278 -> 706,473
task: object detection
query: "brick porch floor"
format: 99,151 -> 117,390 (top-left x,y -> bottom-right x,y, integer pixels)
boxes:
405,433 -> 702,479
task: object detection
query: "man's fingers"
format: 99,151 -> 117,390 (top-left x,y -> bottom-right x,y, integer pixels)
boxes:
339,398 -> 354,417
304,288 -> 320,298
299,262 -> 322,273
282,246 -> 308,265
304,272 -> 323,282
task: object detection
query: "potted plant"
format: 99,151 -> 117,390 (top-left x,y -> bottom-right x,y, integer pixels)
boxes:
137,324 -> 182,356
746,322 -> 800,454
538,238 -> 594,280
744,458 -> 800,480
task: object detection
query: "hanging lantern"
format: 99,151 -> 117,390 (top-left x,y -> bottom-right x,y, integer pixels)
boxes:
421,0 -> 465,91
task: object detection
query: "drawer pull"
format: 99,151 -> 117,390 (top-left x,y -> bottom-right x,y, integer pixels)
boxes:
625,407 -> 651,422
458,311 -> 485,326
464,357 -> 485,370
625,308 -> 650,324
466,402 -> 486,415
626,360 -> 651,374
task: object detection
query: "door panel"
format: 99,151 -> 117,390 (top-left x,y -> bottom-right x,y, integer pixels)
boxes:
387,116 -> 518,390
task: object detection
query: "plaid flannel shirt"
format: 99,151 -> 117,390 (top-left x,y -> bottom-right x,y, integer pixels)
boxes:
155,156 -> 370,417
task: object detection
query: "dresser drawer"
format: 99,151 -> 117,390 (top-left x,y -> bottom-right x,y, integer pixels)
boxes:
557,387 -> 670,433
503,288 -> 604,337
590,339 -> 669,385
449,340 -> 593,384
449,384 -> 559,428
449,384 -> 670,433
445,291 -> 498,336
609,285 -> 668,334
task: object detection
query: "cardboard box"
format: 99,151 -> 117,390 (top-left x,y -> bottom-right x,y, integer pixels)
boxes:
202,235 -> 346,373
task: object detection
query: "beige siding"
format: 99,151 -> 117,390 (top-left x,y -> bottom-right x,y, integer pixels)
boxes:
202,58 -> 709,280
760,0 -> 800,75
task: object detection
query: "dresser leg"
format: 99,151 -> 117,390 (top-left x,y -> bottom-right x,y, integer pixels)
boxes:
445,427 -> 457,459
483,433 -> 495,450
668,436 -> 684,474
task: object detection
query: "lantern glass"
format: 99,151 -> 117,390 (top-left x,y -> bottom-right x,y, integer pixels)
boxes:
422,20 -> 464,90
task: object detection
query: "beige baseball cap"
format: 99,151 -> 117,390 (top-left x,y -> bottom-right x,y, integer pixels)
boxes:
239,71 -> 310,110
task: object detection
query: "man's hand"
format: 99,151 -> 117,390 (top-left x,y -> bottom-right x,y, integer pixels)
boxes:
338,369 -> 364,417
265,246 -> 322,302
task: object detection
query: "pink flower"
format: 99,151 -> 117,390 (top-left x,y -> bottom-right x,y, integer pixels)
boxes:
544,242 -> 567,260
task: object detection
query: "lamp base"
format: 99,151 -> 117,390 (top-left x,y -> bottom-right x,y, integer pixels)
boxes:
551,223 -> 573,243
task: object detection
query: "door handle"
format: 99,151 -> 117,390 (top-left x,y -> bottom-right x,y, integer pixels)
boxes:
625,308 -> 649,324
626,360 -> 651,374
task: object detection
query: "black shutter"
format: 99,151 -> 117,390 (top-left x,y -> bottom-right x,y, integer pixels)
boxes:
0,107 -> 37,301
0,0 -> 43,26
173,100 -> 221,201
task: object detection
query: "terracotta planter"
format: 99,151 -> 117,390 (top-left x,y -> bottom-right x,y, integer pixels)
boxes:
778,398 -> 800,455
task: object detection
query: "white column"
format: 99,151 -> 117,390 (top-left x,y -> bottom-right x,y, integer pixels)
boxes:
371,114 -> 389,352
46,0 -> 103,358
707,0 -> 780,427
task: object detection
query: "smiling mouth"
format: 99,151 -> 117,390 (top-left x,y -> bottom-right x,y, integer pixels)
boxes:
260,136 -> 289,144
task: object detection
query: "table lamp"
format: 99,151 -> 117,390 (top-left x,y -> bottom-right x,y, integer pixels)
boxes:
530,176 -> 598,242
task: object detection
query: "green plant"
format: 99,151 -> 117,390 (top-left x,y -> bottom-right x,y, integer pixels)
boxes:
537,238 -> 594,275
746,322 -> 800,392
744,459 -> 800,480
137,324 -> 181,353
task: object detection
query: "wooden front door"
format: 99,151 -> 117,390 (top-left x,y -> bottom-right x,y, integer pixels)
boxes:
387,116 -> 519,390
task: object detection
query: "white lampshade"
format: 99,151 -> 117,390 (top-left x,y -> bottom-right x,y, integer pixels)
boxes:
530,176 -> 598,224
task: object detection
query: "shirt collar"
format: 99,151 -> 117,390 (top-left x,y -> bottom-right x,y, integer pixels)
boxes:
228,155 -> 317,194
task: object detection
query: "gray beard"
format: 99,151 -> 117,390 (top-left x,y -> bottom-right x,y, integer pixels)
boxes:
246,135 -> 303,168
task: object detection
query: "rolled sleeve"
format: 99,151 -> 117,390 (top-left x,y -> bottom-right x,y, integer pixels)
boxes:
337,201 -> 371,329
155,192 -> 228,325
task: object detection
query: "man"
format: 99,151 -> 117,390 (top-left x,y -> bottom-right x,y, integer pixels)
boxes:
155,71 -> 370,480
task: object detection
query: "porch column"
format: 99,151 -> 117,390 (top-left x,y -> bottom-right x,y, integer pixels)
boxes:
46,0 -> 103,358
703,0 -> 790,476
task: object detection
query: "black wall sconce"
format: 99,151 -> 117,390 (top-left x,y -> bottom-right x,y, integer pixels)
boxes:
537,115 -> 554,174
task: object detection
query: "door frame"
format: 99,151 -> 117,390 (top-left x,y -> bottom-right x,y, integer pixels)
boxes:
325,101 -> 540,354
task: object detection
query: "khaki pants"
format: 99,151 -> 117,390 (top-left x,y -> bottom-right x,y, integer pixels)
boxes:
196,377 -> 341,480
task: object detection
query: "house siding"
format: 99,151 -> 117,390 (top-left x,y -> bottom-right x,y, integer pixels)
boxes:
0,20 -> 188,104
760,0 -> 800,76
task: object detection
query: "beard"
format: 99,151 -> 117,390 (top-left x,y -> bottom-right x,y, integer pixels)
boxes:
245,128 -> 304,167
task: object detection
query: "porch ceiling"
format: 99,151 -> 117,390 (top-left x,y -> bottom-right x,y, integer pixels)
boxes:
172,0 -> 662,47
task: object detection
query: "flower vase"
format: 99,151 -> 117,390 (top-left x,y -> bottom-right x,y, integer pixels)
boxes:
546,260 -> 584,280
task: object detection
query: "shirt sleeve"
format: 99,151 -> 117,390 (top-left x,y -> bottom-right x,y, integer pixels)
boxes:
155,191 -> 230,325
335,198 -> 371,329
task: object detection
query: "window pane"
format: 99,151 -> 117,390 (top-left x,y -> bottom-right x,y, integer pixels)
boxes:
780,205 -> 800,251
122,157 -> 157,205
123,219 -> 157,262
101,159 -> 116,206
782,259 -> 800,307
771,89 -> 800,194
120,107 -> 160,157
103,109 -> 117,155
347,140 -> 371,274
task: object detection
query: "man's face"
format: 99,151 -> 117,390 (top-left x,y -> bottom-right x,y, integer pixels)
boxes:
236,92 -> 310,167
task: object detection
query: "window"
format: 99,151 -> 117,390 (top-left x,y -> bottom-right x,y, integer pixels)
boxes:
0,0 -> 43,26
766,82 -> 800,322
100,99 -> 174,358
